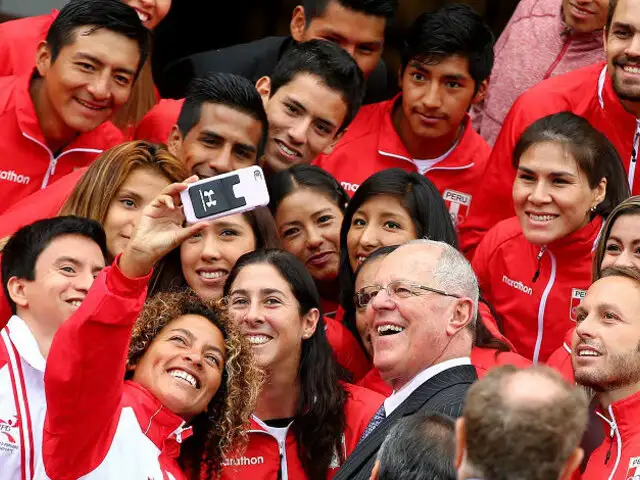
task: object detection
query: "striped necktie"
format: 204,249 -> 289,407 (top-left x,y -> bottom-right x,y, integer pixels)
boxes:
358,404 -> 386,444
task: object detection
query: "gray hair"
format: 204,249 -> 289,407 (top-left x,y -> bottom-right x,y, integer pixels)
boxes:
406,239 -> 479,321
377,412 -> 457,480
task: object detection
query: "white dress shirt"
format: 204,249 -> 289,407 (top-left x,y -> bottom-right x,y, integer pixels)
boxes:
383,357 -> 472,416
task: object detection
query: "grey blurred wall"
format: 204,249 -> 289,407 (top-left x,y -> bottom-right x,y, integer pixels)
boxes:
0,0 -> 68,17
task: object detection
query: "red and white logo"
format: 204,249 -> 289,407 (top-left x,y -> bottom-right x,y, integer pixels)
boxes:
442,189 -> 471,228
570,289 -> 587,323
626,455 -> 640,479
0,415 -> 19,455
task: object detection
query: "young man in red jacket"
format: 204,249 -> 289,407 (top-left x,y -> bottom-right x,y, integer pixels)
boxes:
0,0 -> 150,213
460,0 -> 640,259
573,266 -> 640,480
313,4 -> 494,234
137,40 -> 365,176
0,216 -> 108,480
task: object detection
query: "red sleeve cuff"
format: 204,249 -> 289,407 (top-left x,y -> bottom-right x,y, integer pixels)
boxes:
107,253 -> 153,297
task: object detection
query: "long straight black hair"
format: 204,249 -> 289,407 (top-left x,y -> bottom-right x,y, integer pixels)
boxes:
223,249 -> 348,480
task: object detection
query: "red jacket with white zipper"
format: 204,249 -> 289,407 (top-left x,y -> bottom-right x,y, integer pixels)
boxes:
546,327 -> 576,382
582,391 -> 640,480
219,383 -> 384,480
0,75 -> 123,213
460,62 -> 639,259
38,260 -> 193,480
313,96 -> 490,235
472,216 -> 602,363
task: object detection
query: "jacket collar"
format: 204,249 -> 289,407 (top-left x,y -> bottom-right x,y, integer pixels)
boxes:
598,64 -> 640,126
124,380 -> 192,458
5,315 -> 46,372
598,389 -> 640,441
377,95 -> 475,171
546,215 -> 604,255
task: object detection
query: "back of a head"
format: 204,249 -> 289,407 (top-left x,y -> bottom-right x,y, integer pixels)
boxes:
177,73 -> 269,156
303,0 -> 398,22
269,39 -> 365,132
46,0 -> 150,77
401,4 -> 494,90
1,216 -> 108,315
462,365 -> 589,480
377,413 -> 457,480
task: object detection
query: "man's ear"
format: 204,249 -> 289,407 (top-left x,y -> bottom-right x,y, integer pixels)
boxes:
167,125 -> 184,159
454,417 -> 467,471
7,277 -> 29,309
301,307 -> 320,340
255,76 -> 272,109
447,298 -> 474,336
369,459 -> 380,480
321,130 -> 346,155
35,40 -> 52,78
471,79 -> 489,105
559,448 -> 584,480
290,5 -> 307,42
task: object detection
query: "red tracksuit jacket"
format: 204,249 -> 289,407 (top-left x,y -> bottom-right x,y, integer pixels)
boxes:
39,261 -> 194,479
0,75 -> 123,213
219,383 -> 384,480
0,11 -> 58,77
472,216 -> 601,363
546,328 -> 575,382
582,391 -> 640,480
135,98 -> 184,144
313,96 -> 491,234
460,62 -> 639,259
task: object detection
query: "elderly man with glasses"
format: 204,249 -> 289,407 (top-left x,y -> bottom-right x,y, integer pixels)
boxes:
334,239 -> 478,480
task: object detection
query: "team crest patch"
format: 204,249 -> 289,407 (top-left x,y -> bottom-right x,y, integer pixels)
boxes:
0,415 -> 19,455
570,289 -> 587,322
442,189 -> 471,228
626,456 -> 640,479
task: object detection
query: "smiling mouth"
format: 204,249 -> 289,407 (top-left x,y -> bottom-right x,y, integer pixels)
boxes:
526,212 -> 558,223
377,324 -> 405,336
274,139 -> 302,159
246,334 -> 272,346
197,270 -> 227,281
66,299 -> 83,310
75,98 -> 108,112
134,8 -> 151,24
168,369 -> 200,389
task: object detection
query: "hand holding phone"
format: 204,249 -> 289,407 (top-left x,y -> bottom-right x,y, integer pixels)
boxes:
180,166 -> 270,224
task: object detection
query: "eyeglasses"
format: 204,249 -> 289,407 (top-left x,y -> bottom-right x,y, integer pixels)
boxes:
354,280 -> 461,309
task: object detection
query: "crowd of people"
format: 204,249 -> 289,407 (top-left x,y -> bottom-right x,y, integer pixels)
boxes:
1,0 -> 639,479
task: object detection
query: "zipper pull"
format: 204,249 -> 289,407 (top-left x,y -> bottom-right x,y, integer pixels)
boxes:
277,442 -> 284,480
532,246 -> 547,283
604,426 -> 615,465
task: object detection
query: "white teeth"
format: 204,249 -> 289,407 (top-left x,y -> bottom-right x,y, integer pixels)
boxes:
623,65 -> 640,75
136,10 -> 150,23
68,300 -> 82,308
529,214 -> 556,222
199,271 -> 225,279
377,324 -> 405,335
247,335 -> 271,345
357,256 -> 367,263
277,141 -> 300,157
578,350 -> 600,357
169,369 -> 198,388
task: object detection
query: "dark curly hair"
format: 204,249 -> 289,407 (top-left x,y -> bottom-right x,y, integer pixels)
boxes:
126,291 -> 262,478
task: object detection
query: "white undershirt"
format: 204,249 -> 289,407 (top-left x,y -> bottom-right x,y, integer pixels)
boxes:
384,357 -> 472,416
411,125 -> 464,175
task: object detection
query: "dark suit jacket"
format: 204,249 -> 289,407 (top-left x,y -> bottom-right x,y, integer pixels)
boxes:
158,36 -> 392,104
333,365 -> 478,480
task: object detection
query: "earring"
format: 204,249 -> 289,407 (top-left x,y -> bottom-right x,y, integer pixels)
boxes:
590,204 -> 597,212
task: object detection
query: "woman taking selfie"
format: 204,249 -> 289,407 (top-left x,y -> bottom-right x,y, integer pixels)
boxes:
473,112 -> 629,363
38,179 -> 260,479
268,165 -> 369,379
222,249 -> 384,480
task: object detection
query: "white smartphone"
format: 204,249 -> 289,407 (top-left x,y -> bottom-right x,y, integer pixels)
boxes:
180,166 -> 270,224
